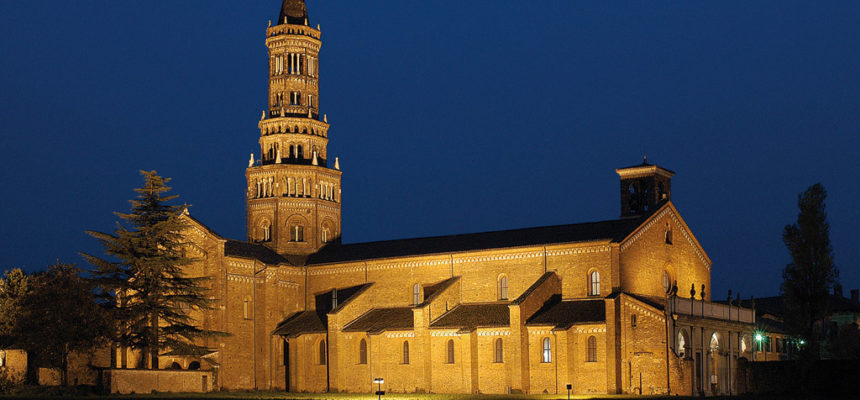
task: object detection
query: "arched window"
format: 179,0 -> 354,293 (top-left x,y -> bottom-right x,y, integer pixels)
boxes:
319,340 -> 327,365
291,225 -> 304,242
588,271 -> 600,296
663,271 -> 671,293
413,284 -> 421,306
740,336 -> 747,354
358,339 -> 367,364
710,333 -> 719,353
494,338 -> 504,363
586,336 -> 597,362
677,329 -> 688,358
0,350 -> 7,367
498,275 -> 509,300
289,145 -> 295,159
170,362 -> 181,370
631,314 -> 638,327
402,341 -> 410,364
297,145 -> 304,159
243,297 -> 252,320
262,221 -> 271,242
446,339 -> 455,364
541,337 -> 552,363
188,361 -> 200,370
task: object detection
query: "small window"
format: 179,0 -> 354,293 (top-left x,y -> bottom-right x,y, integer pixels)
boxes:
403,341 -> 410,364
446,339 -> 455,364
663,271 -> 671,293
243,298 -> 252,320
631,314 -> 637,327
319,340 -> 326,365
321,227 -> 329,243
586,336 -> 597,362
413,284 -> 421,306
665,223 -> 673,244
290,91 -> 300,106
541,337 -> 552,363
358,339 -> 367,364
588,271 -> 600,296
498,275 -> 509,300
494,338 -> 504,363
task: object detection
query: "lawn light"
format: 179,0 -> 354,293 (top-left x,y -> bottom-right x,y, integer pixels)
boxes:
374,378 -> 385,400
566,383 -> 572,400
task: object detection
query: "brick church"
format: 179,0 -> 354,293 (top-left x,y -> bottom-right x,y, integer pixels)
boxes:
116,0 -> 759,395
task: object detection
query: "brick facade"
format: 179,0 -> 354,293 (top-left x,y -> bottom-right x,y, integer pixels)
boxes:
111,1 -> 758,396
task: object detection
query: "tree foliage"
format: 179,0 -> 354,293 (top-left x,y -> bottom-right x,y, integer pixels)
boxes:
82,170 -> 224,369
14,263 -> 110,385
781,183 -> 838,360
0,269 -> 30,347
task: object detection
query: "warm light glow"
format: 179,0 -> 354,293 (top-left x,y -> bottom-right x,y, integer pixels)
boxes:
755,333 -> 763,342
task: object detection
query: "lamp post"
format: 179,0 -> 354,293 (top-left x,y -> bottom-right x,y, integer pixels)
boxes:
755,333 -> 764,362
566,383 -> 572,400
373,377 -> 385,400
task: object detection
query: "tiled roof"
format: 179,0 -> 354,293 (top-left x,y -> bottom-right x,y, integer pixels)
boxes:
272,310 -> 326,337
431,303 -> 510,330
224,240 -> 290,265
526,296 -> 606,329
343,308 -> 415,333
307,217 -> 645,265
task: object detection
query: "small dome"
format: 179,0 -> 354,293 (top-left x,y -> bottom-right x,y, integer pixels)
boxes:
279,0 -> 308,26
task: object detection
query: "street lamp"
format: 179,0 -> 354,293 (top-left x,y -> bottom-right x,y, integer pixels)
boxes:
755,333 -> 765,361
373,378 -> 385,400
566,383 -> 572,400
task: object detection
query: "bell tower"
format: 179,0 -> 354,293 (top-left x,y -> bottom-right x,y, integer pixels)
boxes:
246,0 -> 342,256
616,158 -> 673,217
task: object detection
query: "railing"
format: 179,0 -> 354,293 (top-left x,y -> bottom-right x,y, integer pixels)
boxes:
670,296 -> 755,324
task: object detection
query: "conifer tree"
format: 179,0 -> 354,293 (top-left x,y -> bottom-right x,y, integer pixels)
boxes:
83,170 -> 224,369
781,183 -> 838,360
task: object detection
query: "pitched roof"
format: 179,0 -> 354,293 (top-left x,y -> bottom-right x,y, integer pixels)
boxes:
527,296 -> 606,329
307,217 -> 645,265
272,310 -> 326,337
343,308 -> 415,333
224,240 -> 291,265
431,303 -> 510,330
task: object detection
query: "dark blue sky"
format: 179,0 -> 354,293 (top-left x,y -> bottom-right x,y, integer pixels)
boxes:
1,1 -> 858,299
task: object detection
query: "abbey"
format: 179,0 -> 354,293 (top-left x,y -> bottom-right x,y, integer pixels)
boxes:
122,0 -> 758,395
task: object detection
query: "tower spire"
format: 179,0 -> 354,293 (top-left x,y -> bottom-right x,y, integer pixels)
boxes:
279,0 -> 308,26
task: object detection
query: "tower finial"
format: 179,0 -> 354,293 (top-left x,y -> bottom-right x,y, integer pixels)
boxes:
643,155 -> 648,164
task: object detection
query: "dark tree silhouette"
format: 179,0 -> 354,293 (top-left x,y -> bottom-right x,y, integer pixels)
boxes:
781,183 -> 838,360
83,170 -> 225,369
14,263 -> 110,385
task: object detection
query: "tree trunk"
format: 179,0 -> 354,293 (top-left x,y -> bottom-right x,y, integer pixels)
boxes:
61,350 -> 69,387
150,312 -> 159,369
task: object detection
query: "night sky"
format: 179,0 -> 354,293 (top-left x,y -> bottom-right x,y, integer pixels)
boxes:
1,1 -> 858,299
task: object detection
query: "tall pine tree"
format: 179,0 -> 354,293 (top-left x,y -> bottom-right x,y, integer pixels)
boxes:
781,183 -> 838,360
83,170 -> 224,369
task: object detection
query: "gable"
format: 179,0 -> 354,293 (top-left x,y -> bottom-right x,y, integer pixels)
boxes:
619,202 -> 711,270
